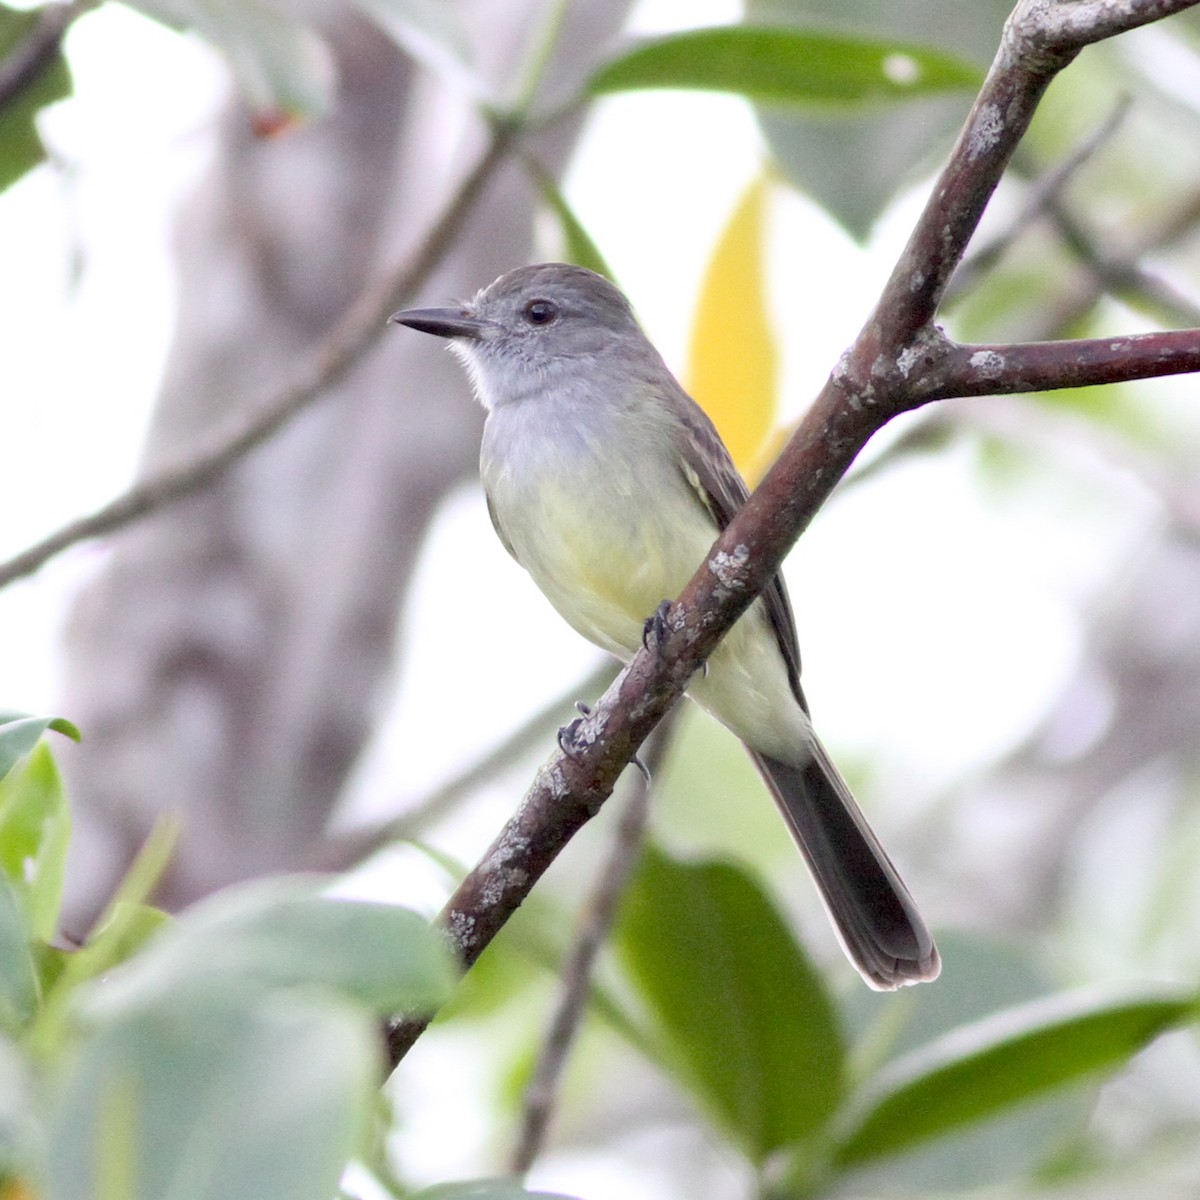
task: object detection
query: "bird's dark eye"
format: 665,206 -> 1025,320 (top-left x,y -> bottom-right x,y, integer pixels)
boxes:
522,299 -> 558,326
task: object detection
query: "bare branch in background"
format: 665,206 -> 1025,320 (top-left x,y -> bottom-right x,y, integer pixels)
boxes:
856,143 -> 1200,492
1044,196 -> 1200,327
509,721 -> 670,1176
317,659 -> 613,872
947,95 -> 1132,299
58,0 -> 638,921
0,124 -> 513,592
385,0 -> 1200,1070
1037,178 -> 1200,337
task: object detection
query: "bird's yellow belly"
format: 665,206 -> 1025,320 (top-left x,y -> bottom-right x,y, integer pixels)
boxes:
503,476 -> 807,761
515,477 -> 706,659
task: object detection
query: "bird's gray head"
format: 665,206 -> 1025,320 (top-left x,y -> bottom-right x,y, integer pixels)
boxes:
390,263 -> 651,409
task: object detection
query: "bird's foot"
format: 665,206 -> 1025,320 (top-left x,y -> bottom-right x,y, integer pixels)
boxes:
557,700 -> 593,759
557,699 -> 652,783
630,749 -> 652,784
641,598 -> 706,676
642,600 -> 674,652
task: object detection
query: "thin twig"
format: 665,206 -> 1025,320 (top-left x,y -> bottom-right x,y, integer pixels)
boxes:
383,0 -> 1200,1072
0,120 -> 515,590
1034,207 -> 1200,336
1045,196 -> 1200,327
1145,186 -> 1200,249
315,659 -> 614,871
853,139 -> 1200,492
508,719 -> 672,1176
947,95 -> 1132,300
847,175 -> 1200,494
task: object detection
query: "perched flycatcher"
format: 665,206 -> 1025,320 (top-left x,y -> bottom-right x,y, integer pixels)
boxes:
392,262 -> 939,989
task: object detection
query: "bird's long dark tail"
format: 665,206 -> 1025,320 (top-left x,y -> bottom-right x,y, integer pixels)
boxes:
752,742 -> 939,989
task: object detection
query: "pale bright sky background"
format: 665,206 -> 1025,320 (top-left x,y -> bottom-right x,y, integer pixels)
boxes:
0,1 -> 1178,1195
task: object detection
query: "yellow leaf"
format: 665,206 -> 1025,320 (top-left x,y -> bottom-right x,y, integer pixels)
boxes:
686,174 -> 778,482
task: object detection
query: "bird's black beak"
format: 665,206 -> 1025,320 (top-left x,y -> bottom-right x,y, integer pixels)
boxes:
389,306 -> 491,340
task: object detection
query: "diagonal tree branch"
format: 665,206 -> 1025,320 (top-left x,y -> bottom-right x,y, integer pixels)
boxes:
947,95 -> 1132,300
385,0 -> 1200,1069
0,120 -> 514,591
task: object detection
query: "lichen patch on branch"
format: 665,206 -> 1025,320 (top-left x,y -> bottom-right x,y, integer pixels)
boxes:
708,544 -> 750,589
969,349 -> 1006,377
969,102 -> 1005,159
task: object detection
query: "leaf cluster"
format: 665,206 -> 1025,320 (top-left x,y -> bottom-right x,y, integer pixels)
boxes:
455,837 -> 1197,1198
0,716 -> 465,1200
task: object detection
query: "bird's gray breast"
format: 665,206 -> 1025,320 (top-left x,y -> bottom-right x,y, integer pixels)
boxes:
477,379 -> 692,579
481,382 -> 611,499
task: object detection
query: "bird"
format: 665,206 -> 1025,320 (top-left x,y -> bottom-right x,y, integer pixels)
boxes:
391,262 -> 939,989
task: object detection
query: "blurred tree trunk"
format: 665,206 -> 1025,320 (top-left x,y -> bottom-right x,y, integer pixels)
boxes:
947,519 -> 1200,932
61,0 -> 632,921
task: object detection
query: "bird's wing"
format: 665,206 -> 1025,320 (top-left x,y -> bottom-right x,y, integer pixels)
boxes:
668,381 -> 807,709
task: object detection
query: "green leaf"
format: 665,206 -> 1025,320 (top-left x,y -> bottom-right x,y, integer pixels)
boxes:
45,989 -> 376,1200
84,817 -> 179,946
844,931 -> 1055,1074
84,876 -> 454,1020
0,880 -> 38,1033
433,878 -> 658,1070
588,26 -> 981,107
617,845 -> 845,1163
0,743 -> 70,941
529,166 -> 614,280
128,0 -> 335,128
408,1182 -> 579,1200
0,5 -> 73,192
0,711 -> 80,781
56,903 -> 172,996
0,1033 -> 35,1178
762,99 -> 967,239
744,0 -> 1010,238
835,984 -> 1198,1166
840,933 -> 1088,1191
33,823 -> 179,1049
